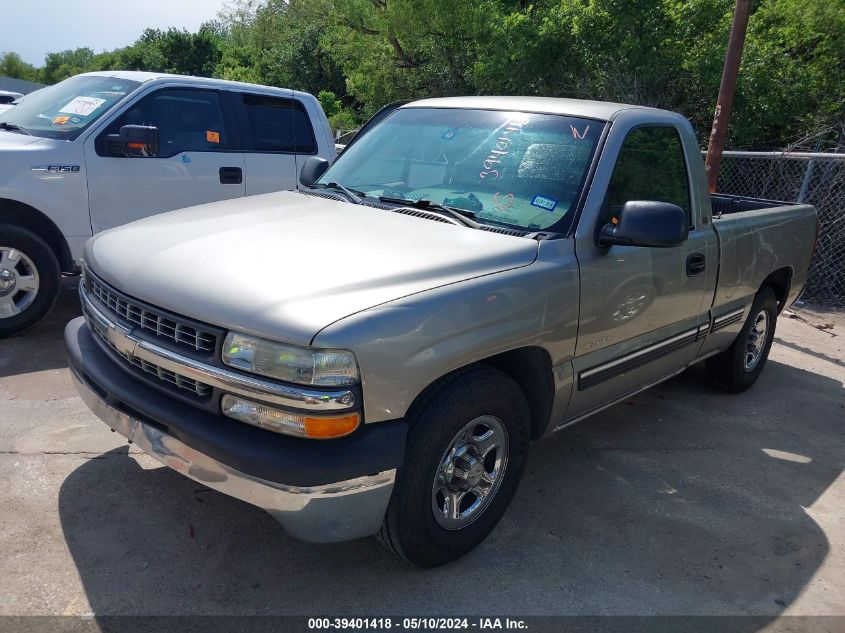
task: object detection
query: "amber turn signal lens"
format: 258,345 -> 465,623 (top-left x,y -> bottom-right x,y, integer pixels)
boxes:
221,394 -> 360,439
303,413 -> 360,438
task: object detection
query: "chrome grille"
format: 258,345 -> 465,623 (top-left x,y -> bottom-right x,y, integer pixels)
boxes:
97,330 -> 213,399
86,274 -> 217,353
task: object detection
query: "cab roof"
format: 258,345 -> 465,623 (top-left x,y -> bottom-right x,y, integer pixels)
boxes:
402,96 -> 670,122
76,71 -> 307,99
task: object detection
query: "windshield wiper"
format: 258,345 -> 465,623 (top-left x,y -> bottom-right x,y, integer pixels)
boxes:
0,122 -> 30,136
307,182 -> 364,205
378,196 -> 482,229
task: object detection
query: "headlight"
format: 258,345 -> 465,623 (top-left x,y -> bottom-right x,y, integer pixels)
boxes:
222,332 -> 359,386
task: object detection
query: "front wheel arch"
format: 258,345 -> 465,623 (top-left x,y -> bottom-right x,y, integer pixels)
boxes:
404,346 -> 555,441
0,198 -> 74,272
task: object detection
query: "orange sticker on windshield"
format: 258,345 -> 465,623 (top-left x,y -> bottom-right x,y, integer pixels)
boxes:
53,116 -> 70,125
206,130 -> 220,144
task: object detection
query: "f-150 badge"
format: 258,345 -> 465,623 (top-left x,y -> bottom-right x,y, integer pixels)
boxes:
31,165 -> 81,173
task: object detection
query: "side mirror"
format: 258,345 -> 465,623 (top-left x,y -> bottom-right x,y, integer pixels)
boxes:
299,156 -> 330,186
599,200 -> 688,248
107,124 -> 159,157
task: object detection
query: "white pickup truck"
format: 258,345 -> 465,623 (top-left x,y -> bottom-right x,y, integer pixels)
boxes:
0,71 -> 335,337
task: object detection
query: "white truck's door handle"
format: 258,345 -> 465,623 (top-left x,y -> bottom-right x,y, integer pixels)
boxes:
219,167 -> 242,184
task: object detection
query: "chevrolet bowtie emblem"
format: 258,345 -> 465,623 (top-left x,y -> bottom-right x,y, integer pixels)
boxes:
106,323 -> 138,356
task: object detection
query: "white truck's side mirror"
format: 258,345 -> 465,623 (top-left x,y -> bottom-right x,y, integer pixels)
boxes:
106,125 -> 160,158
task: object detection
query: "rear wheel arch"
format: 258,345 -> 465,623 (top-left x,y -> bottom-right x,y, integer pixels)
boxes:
0,198 -> 74,272
761,266 -> 793,313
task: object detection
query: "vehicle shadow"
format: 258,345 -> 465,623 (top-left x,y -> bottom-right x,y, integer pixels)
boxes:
58,359 -> 844,619
0,276 -> 80,377
774,336 -> 842,367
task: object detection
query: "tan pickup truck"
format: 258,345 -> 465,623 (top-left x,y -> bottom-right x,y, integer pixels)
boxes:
66,97 -> 817,567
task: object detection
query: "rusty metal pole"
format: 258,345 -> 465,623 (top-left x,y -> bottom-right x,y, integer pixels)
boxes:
704,0 -> 752,192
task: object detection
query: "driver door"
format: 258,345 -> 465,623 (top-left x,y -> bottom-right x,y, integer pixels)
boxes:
566,124 -> 711,419
84,87 -> 245,233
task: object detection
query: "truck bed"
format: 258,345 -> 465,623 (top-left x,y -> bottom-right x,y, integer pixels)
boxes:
710,193 -> 797,216
709,194 -> 817,312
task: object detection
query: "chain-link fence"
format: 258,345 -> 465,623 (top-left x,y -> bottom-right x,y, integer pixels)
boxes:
713,151 -> 845,307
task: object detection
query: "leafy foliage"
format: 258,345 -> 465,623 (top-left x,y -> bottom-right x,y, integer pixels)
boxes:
0,52 -> 39,82
2,0 -> 842,147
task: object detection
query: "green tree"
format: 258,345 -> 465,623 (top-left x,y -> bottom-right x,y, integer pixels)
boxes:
3,0 -> 842,149
215,0 -> 346,96
0,52 -> 39,81
41,47 -> 96,83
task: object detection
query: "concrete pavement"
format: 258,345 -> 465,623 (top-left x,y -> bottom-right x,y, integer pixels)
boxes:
1,277 -> 843,618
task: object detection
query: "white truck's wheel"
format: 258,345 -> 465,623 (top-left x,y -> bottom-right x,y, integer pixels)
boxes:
0,226 -> 60,338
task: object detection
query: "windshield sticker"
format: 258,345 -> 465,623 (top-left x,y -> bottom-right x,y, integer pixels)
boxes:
206,130 -> 220,144
182,154 -> 192,164
570,124 -> 590,140
479,116 -> 528,180
52,116 -> 70,125
70,116 -> 83,125
530,195 -> 558,212
59,96 -> 106,117
442,129 -> 456,140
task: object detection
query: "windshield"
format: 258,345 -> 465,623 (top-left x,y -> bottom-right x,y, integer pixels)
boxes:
0,75 -> 140,140
320,107 -> 603,232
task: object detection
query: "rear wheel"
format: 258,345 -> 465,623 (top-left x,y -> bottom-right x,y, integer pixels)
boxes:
377,367 -> 530,567
706,286 -> 778,393
0,225 -> 61,338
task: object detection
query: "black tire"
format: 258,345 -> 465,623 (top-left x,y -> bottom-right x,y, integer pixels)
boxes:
705,286 -> 778,393
377,367 -> 530,567
0,225 -> 61,339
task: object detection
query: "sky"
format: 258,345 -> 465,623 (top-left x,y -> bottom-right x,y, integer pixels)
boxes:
0,0 -> 231,66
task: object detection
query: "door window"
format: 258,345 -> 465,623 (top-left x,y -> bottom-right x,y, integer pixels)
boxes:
601,126 -> 691,226
240,94 -> 316,154
99,88 -> 229,157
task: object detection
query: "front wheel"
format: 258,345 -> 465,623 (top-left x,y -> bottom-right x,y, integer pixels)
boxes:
377,367 -> 530,567
0,225 -> 61,338
705,286 -> 778,393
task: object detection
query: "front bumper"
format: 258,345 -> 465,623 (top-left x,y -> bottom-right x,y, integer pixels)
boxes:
65,317 -> 406,543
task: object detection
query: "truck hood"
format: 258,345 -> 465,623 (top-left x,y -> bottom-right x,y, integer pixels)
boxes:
86,190 -> 538,344
0,129 -> 45,148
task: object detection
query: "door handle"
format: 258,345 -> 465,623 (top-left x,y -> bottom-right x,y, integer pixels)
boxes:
687,253 -> 706,277
219,166 -> 242,184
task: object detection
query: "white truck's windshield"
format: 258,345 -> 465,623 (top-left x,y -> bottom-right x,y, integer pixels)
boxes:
321,107 -> 603,232
0,75 -> 140,141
